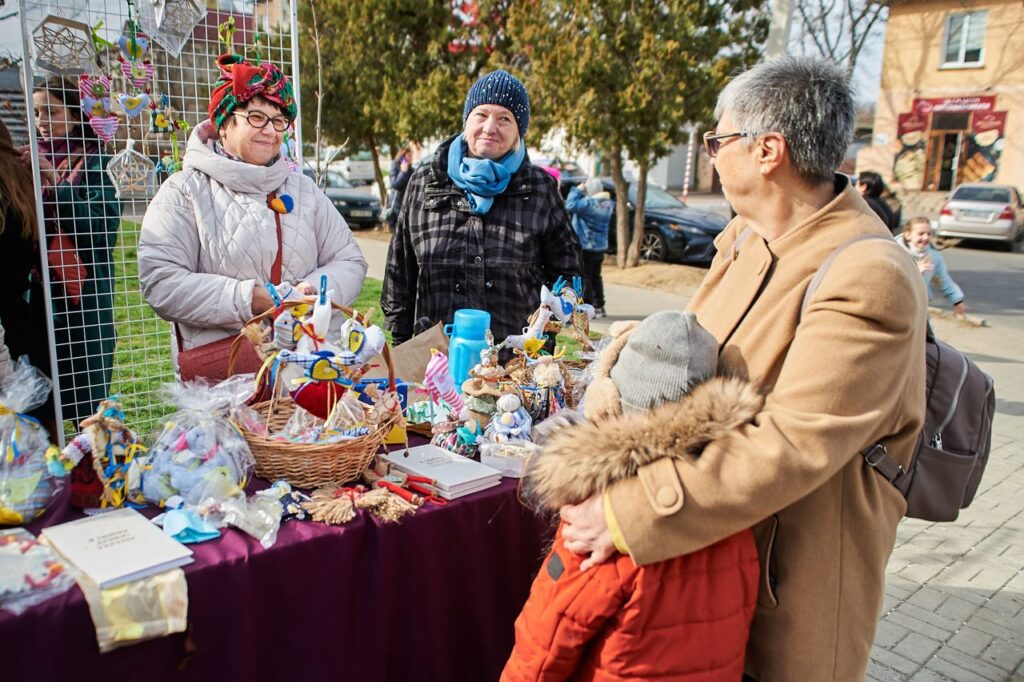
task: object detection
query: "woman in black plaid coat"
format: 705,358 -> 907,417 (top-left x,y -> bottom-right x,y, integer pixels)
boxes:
381,71 -> 581,344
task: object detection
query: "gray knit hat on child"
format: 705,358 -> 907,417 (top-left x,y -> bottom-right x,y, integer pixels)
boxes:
610,311 -> 718,414
584,177 -> 605,196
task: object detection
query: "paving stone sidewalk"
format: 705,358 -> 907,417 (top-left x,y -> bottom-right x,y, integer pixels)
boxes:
868,318 -> 1024,682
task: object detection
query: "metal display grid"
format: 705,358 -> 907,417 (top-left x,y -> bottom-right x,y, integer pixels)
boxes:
17,0 -> 301,440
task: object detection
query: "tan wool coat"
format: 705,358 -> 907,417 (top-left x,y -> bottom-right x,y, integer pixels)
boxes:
605,178 -> 928,681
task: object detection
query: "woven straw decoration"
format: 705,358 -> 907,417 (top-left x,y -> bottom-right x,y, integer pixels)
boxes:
33,15 -> 96,75
139,0 -> 206,58
106,139 -> 157,199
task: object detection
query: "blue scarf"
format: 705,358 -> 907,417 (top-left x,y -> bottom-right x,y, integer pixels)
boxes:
446,134 -> 526,215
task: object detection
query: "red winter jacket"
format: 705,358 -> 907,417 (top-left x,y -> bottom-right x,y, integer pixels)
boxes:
502,525 -> 758,681
503,376 -> 765,681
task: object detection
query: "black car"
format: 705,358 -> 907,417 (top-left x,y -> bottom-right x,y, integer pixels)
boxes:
303,168 -> 382,229
562,179 -> 729,265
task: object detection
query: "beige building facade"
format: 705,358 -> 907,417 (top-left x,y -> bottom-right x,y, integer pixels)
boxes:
858,0 -> 1024,193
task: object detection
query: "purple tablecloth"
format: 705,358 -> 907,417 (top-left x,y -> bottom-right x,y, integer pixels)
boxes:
2,478 -> 552,681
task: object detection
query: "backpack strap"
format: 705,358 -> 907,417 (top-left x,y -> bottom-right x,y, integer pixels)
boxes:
799,234 -> 894,321
862,442 -> 908,490
798,233 -> 908,489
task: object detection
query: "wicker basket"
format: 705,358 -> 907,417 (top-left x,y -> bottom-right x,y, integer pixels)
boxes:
235,300 -> 400,489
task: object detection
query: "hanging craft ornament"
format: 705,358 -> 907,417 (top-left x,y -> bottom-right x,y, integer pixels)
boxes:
117,32 -> 149,61
139,0 -> 206,58
32,15 -> 96,75
79,74 -> 119,143
79,74 -> 112,116
116,4 -> 155,89
107,138 -> 157,199
117,31 -> 154,89
118,93 -> 150,119
150,93 -> 176,134
120,58 -> 155,88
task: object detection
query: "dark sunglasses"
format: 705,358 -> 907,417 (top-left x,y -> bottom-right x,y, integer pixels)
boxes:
703,131 -> 751,158
234,111 -> 291,132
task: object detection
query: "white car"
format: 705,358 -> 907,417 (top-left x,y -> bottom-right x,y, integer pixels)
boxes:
937,183 -> 1024,249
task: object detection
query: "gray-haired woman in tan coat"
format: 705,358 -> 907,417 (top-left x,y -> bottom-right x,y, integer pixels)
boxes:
548,56 -> 928,681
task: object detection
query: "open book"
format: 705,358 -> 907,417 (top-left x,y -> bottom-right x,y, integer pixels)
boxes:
383,444 -> 502,500
41,508 -> 194,589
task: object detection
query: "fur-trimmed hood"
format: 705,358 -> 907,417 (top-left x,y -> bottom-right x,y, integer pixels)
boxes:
523,376 -> 763,511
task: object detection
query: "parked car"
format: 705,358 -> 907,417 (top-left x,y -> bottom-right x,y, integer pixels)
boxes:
937,183 -> 1024,249
531,156 -> 587,190
563,179 -> 729,265
303,168 -> 381,229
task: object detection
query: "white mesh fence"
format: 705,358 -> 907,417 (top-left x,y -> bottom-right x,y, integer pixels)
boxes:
17,0 -> 300,439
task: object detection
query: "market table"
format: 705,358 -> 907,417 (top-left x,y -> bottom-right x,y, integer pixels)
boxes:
2,476 -> 552,681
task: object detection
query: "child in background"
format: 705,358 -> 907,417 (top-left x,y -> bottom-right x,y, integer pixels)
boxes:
503,311 -> 760,681
898,217 -> 967,316
564,178 -> 612,318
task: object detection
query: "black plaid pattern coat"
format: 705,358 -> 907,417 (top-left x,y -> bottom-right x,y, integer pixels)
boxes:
381,135 -> 582,344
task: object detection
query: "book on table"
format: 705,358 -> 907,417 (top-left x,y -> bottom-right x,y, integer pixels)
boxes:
383,444 -> 502,500
41,508 -> 194,589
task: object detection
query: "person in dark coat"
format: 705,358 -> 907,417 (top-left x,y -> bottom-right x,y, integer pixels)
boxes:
0,118 -> 52,425
857,170 -> 900,233
387,146 -> 412,230
21,76 -> 120,425
381,70 -> 582,343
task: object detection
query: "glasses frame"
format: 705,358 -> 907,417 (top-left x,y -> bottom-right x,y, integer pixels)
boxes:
703,131 -> 752,158
233,110 -> 291,132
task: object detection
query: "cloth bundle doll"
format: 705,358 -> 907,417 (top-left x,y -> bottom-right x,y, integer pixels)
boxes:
483,393 -> 533,443
59,399 -> 145,509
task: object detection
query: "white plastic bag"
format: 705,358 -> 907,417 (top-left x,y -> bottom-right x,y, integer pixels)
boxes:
0,358 -> 62,525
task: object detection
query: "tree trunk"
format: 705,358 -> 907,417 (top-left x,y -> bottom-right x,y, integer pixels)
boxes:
368,141 -> 388,229
626,159 -> 649,268
607,147 -> 630,269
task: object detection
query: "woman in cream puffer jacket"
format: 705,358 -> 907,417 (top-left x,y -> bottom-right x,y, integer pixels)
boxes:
139,119 -> 367,353
140,55 -> 366,361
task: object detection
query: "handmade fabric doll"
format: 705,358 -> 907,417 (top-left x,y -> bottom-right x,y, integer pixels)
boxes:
60,400 -> 144,509
504,312 -> 761,682
484,393 -> 532,443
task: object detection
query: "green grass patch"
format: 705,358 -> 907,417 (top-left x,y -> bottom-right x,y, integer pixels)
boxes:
103,220 -> 176,436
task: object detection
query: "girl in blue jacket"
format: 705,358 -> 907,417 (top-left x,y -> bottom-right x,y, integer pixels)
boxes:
898,217 -> 967,315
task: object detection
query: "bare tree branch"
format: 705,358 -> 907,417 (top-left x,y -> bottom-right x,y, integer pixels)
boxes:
793,0 -> 888,74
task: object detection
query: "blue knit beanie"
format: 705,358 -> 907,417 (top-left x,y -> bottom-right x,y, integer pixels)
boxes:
463,70 -> 530,137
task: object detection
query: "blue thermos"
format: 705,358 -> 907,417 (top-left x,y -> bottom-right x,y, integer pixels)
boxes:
444,309 -> 491,393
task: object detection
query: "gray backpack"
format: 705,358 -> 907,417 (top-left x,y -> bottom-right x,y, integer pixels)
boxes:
802,235 -> 996,521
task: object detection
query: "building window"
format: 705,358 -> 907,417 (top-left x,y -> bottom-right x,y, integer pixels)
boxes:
942,11 -> 987,67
